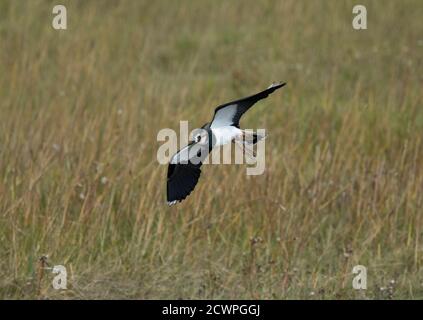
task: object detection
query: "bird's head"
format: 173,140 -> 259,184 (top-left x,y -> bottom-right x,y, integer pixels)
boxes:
190,128 -> 209,145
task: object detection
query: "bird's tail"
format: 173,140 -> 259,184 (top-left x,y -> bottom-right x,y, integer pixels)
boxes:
239,130 -> 267,145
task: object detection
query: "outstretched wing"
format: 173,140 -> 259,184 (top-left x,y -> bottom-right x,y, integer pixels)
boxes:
210,82 -> 286,129
167,141 -> 210,205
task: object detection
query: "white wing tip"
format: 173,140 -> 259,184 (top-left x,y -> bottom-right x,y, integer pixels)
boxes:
167,200 -> 178,206
268,82 -> 286,89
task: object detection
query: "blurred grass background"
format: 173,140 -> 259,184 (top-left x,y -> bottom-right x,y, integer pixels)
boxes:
0,0 -> 422,299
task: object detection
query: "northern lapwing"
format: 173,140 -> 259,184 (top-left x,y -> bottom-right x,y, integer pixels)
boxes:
167,82 -> 286,205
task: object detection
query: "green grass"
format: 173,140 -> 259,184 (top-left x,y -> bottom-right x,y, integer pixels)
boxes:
0,0 -> 422,299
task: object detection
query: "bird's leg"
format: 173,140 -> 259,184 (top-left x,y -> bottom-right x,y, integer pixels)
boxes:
234,139 -> 256,159
234,131 -> 257,158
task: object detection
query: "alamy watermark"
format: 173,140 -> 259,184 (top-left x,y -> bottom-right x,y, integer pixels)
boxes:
52,265 -> 67,290
50,4 -> 367,32
352,5 -> 367,30
352,265 -> 367,290
52,5 -> 67,30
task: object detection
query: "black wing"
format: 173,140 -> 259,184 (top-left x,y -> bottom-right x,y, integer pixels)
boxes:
210,82 -> 286,129
167,162 -> 202,206
167,141 -> 210,205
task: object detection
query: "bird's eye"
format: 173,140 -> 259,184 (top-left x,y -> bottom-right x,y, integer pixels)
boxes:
195,134 -> 201,143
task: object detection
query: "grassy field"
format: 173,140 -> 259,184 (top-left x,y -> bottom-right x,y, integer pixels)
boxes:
0,0 -> 422,299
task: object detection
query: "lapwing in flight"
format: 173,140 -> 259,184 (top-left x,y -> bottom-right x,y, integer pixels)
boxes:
167,82 -> 286,206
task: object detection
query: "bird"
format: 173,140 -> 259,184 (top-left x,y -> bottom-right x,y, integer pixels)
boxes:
166,82 -> 286,206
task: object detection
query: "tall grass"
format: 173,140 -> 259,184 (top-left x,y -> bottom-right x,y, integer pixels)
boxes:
0,0 -> 422,299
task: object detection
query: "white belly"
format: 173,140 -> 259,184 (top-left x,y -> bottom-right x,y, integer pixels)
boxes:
211,126 -> 242,147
